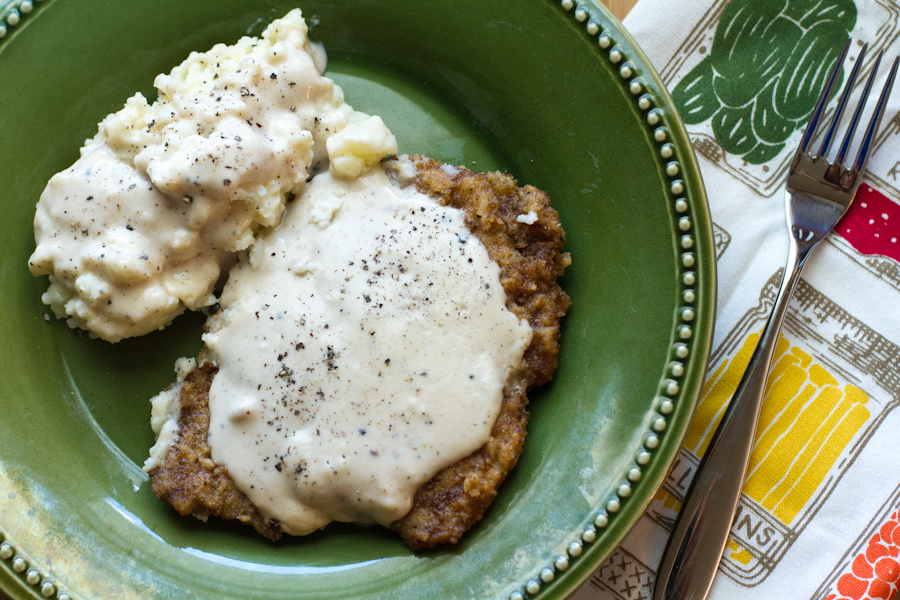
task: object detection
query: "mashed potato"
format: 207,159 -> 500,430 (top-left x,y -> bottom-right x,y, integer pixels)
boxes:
29,9 -> 397,342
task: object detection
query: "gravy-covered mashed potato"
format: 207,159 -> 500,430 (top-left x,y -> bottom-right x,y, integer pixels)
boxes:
28,10 -> 396,342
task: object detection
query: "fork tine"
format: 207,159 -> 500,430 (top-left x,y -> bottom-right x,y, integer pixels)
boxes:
854,56 -> 899,173
819,44 -> 868,158
836,51 -> 884,165
800,37 -> 852,155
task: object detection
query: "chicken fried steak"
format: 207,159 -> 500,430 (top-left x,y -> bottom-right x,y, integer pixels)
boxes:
147,156 -> 570,549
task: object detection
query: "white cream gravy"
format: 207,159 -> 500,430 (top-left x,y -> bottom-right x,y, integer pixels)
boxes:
202,166 -> 533,533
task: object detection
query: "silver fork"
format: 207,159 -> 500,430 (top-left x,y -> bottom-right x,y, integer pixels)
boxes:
653,39 -> 898,600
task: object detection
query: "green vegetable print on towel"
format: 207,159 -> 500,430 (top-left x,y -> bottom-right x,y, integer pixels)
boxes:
673,0 -> 856,165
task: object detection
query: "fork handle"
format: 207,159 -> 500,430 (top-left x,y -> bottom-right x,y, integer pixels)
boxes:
652,236 -> 815,600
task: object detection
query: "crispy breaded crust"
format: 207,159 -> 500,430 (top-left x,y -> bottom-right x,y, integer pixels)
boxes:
149,156 -> 570,549
390,156 -> 570,549
149,354 -> 282,540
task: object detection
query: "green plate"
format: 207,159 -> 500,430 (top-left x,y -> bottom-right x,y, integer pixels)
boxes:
0,1 -> 714,598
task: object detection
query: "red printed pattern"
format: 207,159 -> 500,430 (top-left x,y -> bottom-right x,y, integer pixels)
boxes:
824,511 -> 900,600
835,185 -> 900,263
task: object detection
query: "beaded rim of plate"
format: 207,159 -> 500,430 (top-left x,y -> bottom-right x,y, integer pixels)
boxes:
0,0 -> 43,43
0,528 -> 71,600
505,2 -> 702,599
0,1 -> 705,599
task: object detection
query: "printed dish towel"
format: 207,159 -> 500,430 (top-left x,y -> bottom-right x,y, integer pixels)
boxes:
574,1 -> 900,600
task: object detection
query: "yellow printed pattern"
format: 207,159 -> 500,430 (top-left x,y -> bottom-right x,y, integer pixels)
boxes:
726,540 -> 754,565
655,488 -> 681,512
688,333 -> 870,525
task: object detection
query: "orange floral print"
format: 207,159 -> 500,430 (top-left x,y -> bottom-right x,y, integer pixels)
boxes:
825,511 -> 900,600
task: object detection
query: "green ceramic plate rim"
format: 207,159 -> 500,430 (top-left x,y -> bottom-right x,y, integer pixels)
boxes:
531,3 -> 716,598
0,0 -> 716,599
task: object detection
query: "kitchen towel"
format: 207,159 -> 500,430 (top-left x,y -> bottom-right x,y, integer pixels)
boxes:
574,2 -> 900,600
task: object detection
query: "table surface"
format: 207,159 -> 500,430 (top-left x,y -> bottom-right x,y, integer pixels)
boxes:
602,0 -> 637,19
